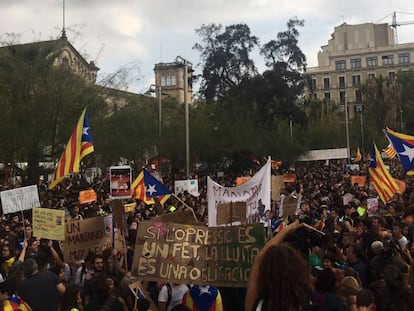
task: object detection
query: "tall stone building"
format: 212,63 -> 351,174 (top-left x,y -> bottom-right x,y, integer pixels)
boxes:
154,60 -> 193,104
305,22 -> 414,118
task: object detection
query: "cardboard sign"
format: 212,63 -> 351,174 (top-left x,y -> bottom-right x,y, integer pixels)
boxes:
131,221 -> 265,287
216,202 -> 247,225
157,210 -> 200,225
110,166 -> 132,199
79,189 -> 97,204
271,175 -> 284,201
282,196 -> 297,219
63,215 -> 113,263
0,185 -> 40,214
32,208 -> 65,240
350,176 -> 366,187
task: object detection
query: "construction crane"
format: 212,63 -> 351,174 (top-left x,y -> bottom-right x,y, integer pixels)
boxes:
391,12 -> 414,44
376,12 -> 414,44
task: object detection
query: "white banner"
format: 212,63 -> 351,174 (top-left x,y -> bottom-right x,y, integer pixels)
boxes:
207,159 -> 271,227
174,179 -> 199,196
0,185 -> 40,214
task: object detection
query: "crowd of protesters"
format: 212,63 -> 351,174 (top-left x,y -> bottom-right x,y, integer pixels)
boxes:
0,158 -> 414,310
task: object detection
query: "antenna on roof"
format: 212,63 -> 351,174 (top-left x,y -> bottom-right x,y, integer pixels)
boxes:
61,0 -> 67,40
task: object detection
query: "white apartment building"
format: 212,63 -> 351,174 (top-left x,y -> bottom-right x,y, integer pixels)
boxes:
305,22 -> 414,118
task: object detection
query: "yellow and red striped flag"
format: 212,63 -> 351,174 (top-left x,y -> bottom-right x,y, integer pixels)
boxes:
49,109 -> 94,189
369,143 -> 399,203
131,171 -> 170,205
383,143 -> 397,159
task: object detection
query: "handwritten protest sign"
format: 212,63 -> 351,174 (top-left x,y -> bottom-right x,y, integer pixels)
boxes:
157,210 -> 200,225
63,215 -> 113,263
283,174 -> 296,183
216,202 -> 247,225
131,221 -> 265,287
0,185 -> 40,214
32,208 -> 65,240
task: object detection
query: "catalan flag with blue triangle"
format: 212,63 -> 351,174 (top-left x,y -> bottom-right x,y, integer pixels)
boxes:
384,127 -> 414,175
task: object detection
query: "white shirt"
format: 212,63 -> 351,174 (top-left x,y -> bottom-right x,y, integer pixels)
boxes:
158,283 -> 189,311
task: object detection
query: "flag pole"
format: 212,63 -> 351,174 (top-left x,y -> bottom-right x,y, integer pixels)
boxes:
171,193 -> 198,222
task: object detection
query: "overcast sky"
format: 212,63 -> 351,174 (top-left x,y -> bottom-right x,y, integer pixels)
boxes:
1,0 -> 414,94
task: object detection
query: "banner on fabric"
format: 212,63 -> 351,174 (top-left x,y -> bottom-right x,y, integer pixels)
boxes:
131,220 -> 265,287
32,207 -> 65,240
63,215 -> 113,263
207,159 -> 271,227
0,185 -> 40,214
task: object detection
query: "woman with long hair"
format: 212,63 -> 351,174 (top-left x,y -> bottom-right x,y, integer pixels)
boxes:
245,221 -> 311,311
60,284 -> 83,311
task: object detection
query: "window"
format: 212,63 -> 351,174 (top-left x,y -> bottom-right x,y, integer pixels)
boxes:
399,53 -> 410,64
311,79 -> 317,91
324,92 -> 331,100
352,75 -> 361,87
161,76 -> 176,86
355,90 -> 362,106
368,73 -> 375,79
335,60 -> 346,70
338,76 -> 345,88
366,57 -> 377,67
351,58 -> 361,69
323,78 -> 330,89
339,91 -> 346,105
382,55 -> 394,65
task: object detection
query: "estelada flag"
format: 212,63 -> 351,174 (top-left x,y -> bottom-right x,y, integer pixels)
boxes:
384,127 -> 414,175
49,108 -> 94,189
131,171 -> 170,205
368,143 -> 399,203
79,189 -> 97,204
353,147 -> 362,162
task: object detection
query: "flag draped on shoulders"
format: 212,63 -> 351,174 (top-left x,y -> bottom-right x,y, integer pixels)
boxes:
368,143 -> 399,203
130,170 -> 170,205
49,108 -> 94,189
384,127 -> 414,175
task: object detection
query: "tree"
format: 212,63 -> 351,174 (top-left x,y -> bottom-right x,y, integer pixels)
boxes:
0,42 -> 105,183
193,23 -> 259,101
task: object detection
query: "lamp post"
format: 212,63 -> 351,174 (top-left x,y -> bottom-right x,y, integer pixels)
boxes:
289,115 -> 293,145
145,84 -> 162,137
400,108 -> 404,131
345,100 -> 350,160
175,55 -> 192,178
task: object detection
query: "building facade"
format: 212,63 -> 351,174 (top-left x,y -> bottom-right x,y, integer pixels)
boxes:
305,22 -> 414,118
154,61 -> 193,104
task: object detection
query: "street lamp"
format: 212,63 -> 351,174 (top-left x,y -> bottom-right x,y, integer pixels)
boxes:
146,84 -> 163,136
345,100 -> 350,160
175,55 -> 192,178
